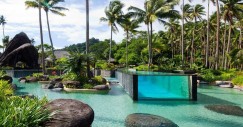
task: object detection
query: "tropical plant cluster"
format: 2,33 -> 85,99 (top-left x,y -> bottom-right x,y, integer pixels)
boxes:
0,79 -> 51,126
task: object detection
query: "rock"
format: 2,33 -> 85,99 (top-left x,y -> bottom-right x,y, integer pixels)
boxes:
63,81 -> 81,89
0,75 -> 13,83
18,77 -> 26,81
42,84 -> 54,89
51,88 -> 63,92
44,99 -> 94,127
93,85 -> 110,90
219,83 -> 234,88
215,81 -> 232,86
39,75 -> 49,81
11,84 -> 17,90
54,82 -> 63,88
205,105 -> 243,116
125,113 -> 178,127
0,32 -> 39,68
28,77 -> 38,82
52,78 -> 63,82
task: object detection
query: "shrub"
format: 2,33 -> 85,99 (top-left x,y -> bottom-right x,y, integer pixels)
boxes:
92,76 -> 106,85
0,80 -> 13,100
135,64 -> 159,71
0,96 -> 51,126
62,72 -> 79,81
83,83 -> 94,89
232,73 -> 243,86
32,73 -> 44,79
199,69 -> 220,82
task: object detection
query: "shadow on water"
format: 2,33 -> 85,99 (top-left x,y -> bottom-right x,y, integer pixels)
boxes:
132,93 -> 236,107
181,115 -> 243,127
95,116 -> 124,125
108,84 -> 126,96
197,93 -> 235,105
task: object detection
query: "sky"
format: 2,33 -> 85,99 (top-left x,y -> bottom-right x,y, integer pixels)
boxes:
0,0 -> 217,49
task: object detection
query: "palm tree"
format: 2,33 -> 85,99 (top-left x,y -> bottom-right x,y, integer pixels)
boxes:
25,0 -> 68,63
0,15 -> 6,38
86,0 -> 91,78
190,4 -> 205,66
221,0 -> 243,70
120,14 -> 139,69
25,0 -> 45,73
129,0 -> 179,68
100,0 -> 124,63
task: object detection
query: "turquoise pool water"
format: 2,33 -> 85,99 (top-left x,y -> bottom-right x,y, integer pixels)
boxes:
138,76 -> 189,99
14,79 -> 243,127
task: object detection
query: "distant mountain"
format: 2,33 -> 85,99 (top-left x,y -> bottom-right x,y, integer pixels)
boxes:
64,37 -> 100,53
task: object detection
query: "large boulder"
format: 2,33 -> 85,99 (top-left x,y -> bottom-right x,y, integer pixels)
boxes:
63,81 -> 81,88
0,75 -> 13,83
205,105 -> 243,116
93,85 -> 110,90
125,113 -> 178,127
0,32 -> 39,68
27,77 -> 38,82
54,82 -> 64,88
44,99 -> 94,127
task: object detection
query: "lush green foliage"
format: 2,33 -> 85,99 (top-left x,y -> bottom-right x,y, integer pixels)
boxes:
32,73 -> 44,79
199,69 -> 237,82
96,62 -> 115,70
92,76 -> 106,85
0,97 -> 50,127
83,83 -> 94,89
0,80 -> 13,100
232,73 -> 243,86
135,64 -> 159,71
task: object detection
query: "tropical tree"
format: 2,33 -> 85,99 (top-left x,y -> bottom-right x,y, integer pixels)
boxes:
100,0 -> 124,63
86,0 -> 91,78
190,4 -> 205,66
0,15 -> 6,38
129,0 -> 179,68
120,14 -> 139,69
25,0 -> 45,73
221,0 -> 243,70
25,0 -> 68,63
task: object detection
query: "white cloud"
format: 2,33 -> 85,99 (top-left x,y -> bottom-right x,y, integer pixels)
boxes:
0,0 -> 217,49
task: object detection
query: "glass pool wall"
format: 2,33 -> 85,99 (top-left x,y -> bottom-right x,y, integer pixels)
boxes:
115,71 -> 197,100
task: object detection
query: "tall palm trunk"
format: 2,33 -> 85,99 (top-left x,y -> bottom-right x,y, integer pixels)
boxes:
45,11 -> 55,64
225,22 -> 232,70
206,0 -> 210,68
191,18 -> 196,67
181,0 -> 185,67
2,25 -> 4,37
86,0 -> 90,78
147,23 -> 151,68
239,27 -> 242,49
39,0 -> 45,73
126,30 -> 129,70
215,0 -> 220,70
109,25 -> 112,63
149,22 -> 153,66
222,21 -> 227,69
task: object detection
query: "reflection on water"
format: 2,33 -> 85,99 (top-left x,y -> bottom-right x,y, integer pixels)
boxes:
14,78 -> 243,127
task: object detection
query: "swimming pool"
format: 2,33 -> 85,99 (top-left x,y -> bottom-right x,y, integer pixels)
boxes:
14,79 -> 243,127
115,71 -> 197,100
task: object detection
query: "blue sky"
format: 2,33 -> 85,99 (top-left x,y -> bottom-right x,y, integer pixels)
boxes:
0,0 -> 216,49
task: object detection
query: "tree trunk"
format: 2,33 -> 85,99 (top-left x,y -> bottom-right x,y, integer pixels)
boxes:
239,28 -> 242,49
149,22 -> 153,66
109,25 -> 112,63
181,0 -> 185,68
126,30 -> 129,70
191,18 -> 196,68
225,22 -> 232,70
147,23 -> 150,69
206,0 -> 210,68
39,0 -> 45,74
86,0 -> 91,79
45,11 -> 55,65
215,0 -> 220,70
222,22 -> 227,69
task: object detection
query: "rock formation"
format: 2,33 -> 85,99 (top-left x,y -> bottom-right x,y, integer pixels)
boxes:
0,32 -> 39,68
44,99 -> 94,127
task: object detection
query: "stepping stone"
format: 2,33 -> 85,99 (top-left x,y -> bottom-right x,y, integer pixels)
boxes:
205,105 -> 243,116
125,113 -> 178,127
